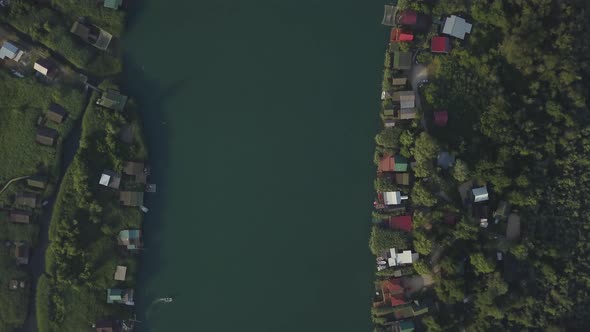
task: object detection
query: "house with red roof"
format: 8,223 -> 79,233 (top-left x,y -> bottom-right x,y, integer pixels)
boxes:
382,279 -> 408,307
398,10 -> 417,26
434,111 -> 448,127
431,36 -> 451,53
390,28 -> 414,43
389,215 -> 413,232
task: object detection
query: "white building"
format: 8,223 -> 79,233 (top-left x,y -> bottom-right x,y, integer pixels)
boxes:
99,170 -> 121,189
384,191 -> 408,205
0,41 -> 24,61
388,248 -> 419,267
472,186 -> 489,202
442,15 -> 472,40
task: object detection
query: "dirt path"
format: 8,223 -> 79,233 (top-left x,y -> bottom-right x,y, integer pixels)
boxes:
0,176 -> 30,196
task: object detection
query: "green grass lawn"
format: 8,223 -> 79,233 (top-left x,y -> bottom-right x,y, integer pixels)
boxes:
51,0 -> 126,37
0,71 -> 85,183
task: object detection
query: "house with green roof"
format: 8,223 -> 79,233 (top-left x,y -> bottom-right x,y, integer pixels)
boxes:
107,288 -> 134,305
97,89 -> 128,111
117,230 -> 142,250
394,155 -> 408,172
104,0 -> 123,9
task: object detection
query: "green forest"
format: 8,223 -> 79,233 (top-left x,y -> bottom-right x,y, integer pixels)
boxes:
371,0 -> 590,331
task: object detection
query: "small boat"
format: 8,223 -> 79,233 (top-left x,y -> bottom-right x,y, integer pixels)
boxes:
377,260 -> 387,266
376,257 -> 385,261
377,266 -> 387,271
159,297 -> 173,303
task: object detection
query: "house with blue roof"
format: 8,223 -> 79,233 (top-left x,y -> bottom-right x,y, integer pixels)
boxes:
117,229 -> 141,250
0,41 -> 24,62
107,288 -> 134,305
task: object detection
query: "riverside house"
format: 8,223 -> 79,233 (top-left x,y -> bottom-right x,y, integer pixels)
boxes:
387,248 -> 419,267
97,89 -> 128,111
107,288 -> 134,305
389,215 -> 413,232
431,36 -> 451,54
122,161 -> 149,184
36,127 -> 58,146
117,230 -> 141,250
383,191 -> 409,206
46,103 -> 68,124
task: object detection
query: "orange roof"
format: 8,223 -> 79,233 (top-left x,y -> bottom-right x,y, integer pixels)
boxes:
390,28 -> 414,42
378,154 -> 395,172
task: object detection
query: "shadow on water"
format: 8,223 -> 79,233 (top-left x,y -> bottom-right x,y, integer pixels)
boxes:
121,2 -> 176,329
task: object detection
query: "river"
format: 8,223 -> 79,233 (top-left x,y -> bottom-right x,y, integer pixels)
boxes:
122,1 -> 385,331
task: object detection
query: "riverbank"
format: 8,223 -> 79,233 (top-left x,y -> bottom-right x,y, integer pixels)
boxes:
0,1 -> 147,331
37,83 -> 148,331
372,0 -> 590,331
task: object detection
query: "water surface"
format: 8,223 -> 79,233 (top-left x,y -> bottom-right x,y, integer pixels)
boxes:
123,1 -> 384,331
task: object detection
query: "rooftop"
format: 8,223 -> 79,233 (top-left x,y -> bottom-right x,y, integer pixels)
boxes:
442,15 -> 472,39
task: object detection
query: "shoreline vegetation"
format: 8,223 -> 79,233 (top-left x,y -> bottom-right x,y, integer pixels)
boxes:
371,0 -> 590,331
0,0 -> 148,331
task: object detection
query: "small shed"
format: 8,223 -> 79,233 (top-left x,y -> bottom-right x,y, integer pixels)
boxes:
104,0 -> 122,9
15,192 -> 38,208
0,41 -> 24,61
437,152 -> 455,170
99,170 -> 122,189
36,127 -> 58,146
394,155 -> 409,172
119,191 -> 144,207
27,175 -> 48,189
434,111 -> 448,127
395,173 -> 410,186
10,210 -> 31,224
46,104 -> 67,124
33,59 -> 55,77
94,319 -> 115,332
431,36 -> 451,53
393,91 -> 415,103
114,265 -> 127,281
472,186 -> 489,203
15,243 -> 29,265
442,15 -> 472,40
506,213 -> 521,242
97,89 -> 128,111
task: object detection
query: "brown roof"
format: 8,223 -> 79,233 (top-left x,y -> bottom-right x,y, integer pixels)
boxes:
10,210 -> 31,224
46,104 -> 67,124
95,319 -> 114,332
395,173 -> 410,185
36,127 -> 58,146
378,154 -> 395,173
391,77 -> 407,86
15,192 -> 38,208
27,175 -> 48,189
123,161 -> 148,184
120,191 -> 144,207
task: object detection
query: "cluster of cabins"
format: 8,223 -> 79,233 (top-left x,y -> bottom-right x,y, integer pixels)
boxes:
371,6 -> 477,331
98,160 -> 154,309
5,176 -> 49,270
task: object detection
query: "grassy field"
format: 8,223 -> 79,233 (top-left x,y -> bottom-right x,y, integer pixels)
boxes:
38,85 -> 147,332
0,71 -> 85,183
0,70 -> 86,330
